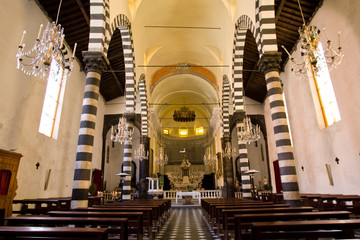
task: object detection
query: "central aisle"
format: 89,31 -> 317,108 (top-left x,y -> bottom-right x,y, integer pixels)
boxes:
155,207 -> 220,240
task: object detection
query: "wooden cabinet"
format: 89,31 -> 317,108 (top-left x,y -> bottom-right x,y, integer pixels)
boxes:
0,149 -> 22,218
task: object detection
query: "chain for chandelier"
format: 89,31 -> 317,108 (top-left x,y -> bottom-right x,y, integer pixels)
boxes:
16,0 -> 77,79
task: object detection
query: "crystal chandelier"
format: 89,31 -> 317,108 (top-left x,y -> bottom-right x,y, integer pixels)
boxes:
134,144 -> 149,161
238,116 -> 261,144
155,146 -> 168,166
203,147 -> 216,166
282,0 -> 343,76
223,142 -> 232,158
16,0 -> 76,79
173,106 -> 196,122
111,117 -> 134,144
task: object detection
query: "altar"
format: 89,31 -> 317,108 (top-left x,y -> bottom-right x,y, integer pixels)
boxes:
175,191 -> 201,205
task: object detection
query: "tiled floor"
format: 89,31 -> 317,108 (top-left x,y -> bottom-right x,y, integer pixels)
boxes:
155,206 -> 221,240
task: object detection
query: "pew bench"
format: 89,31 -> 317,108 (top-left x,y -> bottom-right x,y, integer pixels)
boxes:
234,210 -> 352,240
6,216 -> 128,240
220,206 -> 313,240
48,211 -> 143,240
0,226 -> 108,240
251,219 -> 360,239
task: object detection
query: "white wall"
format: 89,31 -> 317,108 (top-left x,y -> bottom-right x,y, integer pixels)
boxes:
279,0 -> 360,194
0,0 -> 104,199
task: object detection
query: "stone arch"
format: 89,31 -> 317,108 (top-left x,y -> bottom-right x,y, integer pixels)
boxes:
138,74 -> 149,137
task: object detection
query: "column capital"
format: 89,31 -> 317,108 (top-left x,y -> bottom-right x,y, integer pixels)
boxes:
82,51 -> 109,74
258,52 -> 282,74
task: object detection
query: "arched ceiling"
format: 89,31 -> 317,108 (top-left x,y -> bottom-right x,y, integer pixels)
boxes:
35,0 -> 324,115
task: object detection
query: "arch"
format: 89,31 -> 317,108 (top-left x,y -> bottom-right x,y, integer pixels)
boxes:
232,15 -> 258,112
107,14 -> 136,112
88,0 -> 110,53
138,74 -> 148,137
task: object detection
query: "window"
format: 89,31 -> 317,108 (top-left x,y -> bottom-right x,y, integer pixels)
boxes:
179,129 -> 188,137
38,53 -> 67,138
195,127 -> 204,135
312,42 -> 341,127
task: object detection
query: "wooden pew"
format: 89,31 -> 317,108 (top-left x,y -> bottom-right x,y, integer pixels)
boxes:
0,209 -> 4,226
0,226 -> 108,240
336,195 -> 360,214
80,207 -> 153,239
251,219 -> 360,239
221,206 -> 314,240
6,216 -> 128,240
48,211 -> 143,240
234,210 -> 352,240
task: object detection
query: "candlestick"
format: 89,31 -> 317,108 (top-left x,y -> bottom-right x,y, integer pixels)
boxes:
19,30 -> 26,46
72,43 -> 77,58
37,24 -> 43,40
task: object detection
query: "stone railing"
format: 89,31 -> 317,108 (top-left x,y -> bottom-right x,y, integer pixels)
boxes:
235,191 -> 242,199
163,190 -> 222,199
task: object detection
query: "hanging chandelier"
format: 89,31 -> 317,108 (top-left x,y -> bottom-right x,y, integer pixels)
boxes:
155,146 -> 168,166
282,0 -> 343,76
238,116 -> 261,144
135,144 -> 149,161
203,147 -> 216,166
173,106 -> 196,122
16,0 -> 76,79
111,117 -> 134,144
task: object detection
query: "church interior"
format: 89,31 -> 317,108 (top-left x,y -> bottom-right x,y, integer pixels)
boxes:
1,0 -> 360,239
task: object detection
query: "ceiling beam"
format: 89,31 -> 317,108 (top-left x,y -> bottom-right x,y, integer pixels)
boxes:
75,0 -> 90,26
275,0 -> 287,24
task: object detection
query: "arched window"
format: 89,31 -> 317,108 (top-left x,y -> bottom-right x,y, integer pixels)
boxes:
312,42 -> 341,127
38,53 -> 67,138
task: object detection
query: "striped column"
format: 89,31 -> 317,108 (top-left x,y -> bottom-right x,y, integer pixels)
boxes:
71,52 -> 107,209
259,52 -> 301,206
122,113 -> 135,200
233,111 -> 252,199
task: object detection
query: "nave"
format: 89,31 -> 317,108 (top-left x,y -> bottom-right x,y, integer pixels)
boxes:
155,206 -> 219,240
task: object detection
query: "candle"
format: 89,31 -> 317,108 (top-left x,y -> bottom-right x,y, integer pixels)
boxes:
37,24 -> 43,39
72,43 -> 77,58
19,30 -> 26,46
338,31 -> 341,47
60,35 -> 64,48
111,125 -> 114,135
281,45 -> 291,56
322,27 -> 329,41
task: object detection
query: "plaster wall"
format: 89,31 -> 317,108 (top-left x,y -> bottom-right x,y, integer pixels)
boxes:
279,0 -> 360,194
0,1 -> 104,199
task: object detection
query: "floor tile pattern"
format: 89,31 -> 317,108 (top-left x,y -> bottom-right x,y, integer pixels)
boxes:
155,207 -> 221,240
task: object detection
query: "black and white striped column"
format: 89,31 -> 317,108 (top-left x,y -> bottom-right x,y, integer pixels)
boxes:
122,113 -> 135,200
259,52 -> 301,206
71,52 -> 107,209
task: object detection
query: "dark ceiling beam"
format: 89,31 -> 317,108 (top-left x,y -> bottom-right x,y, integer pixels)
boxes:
244,63 -> 259,95
75,0 -> 90,26
106,63 -> 124,95
275,0 -> 287,24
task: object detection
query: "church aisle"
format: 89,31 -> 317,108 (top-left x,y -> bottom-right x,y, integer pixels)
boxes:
155,207 -> 221,240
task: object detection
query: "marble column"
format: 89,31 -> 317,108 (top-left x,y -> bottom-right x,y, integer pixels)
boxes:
259,52 -> 301,206
71,52 -> 107,209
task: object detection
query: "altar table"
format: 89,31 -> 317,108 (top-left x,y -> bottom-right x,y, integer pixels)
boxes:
175,191 -> 201,204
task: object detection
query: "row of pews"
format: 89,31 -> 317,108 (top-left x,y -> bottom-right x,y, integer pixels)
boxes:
202,197 -> 360,240
0,198 -> 171,240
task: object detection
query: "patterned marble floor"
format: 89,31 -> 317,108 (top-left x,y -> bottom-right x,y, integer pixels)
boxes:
155,207 -> 220,240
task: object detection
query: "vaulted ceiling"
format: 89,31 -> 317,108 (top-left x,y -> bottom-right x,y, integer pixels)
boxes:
35,0 -> 323,104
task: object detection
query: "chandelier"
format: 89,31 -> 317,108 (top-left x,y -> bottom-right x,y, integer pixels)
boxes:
111,117 -> 134,144
223,142 -> 232,158
155,146 -> 168,166
203,147 -> 216,166
134,144 -> 149,161
16,0 -> 76,79
238,116 -> 261,144
173,106 -> 196,122
282,0 -> 343,76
